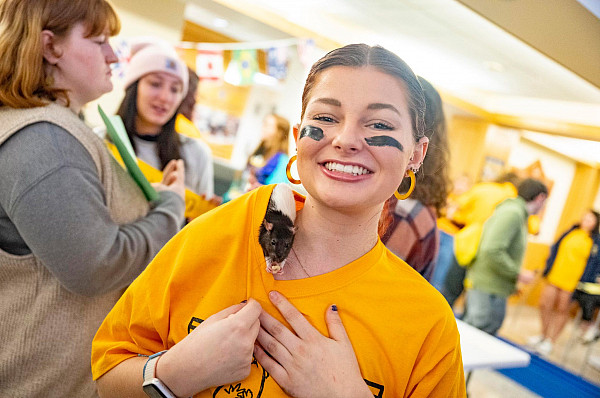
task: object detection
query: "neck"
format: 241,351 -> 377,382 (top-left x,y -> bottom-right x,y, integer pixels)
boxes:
288,197 -> 381,277
134,116 -> 161,135
54,95 -> 81,115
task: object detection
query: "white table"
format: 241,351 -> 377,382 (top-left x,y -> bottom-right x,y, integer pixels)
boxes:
457,319 -> 531,371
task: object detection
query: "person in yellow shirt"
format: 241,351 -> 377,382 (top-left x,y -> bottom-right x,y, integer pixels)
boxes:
91,44 -> 466,397
527,209 -> 600,355
437,172 -> 520,307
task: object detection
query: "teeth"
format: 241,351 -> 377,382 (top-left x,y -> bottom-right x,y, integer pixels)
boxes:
324,162 -> 370,176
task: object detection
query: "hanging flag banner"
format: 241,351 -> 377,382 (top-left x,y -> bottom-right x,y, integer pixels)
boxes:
232,49 -> 258,86
267,46 -> 289,80
111,38 -> 131,80
297,38 -> 317,69
196,50 -> 224,81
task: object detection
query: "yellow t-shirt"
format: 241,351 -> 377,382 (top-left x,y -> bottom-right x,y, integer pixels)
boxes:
92,185 -> 465,397
547,229 -> 593,292
452,182 -> 517,227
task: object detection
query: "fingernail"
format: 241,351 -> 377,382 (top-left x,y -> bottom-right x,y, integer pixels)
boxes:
331,304 -> 338,312
240,300 -> 247,303
269,291 -> 278,300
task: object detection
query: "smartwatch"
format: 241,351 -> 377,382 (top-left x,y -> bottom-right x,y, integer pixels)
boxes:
142,350 -> 176,398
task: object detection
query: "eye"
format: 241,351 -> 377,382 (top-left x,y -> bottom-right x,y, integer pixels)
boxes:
313,114 -> 336,123
92,36 -> 108,45
271,239 -> 276,246
368,121 -> 394,131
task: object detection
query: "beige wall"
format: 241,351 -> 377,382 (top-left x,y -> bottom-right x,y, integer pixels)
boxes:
556,163 -> 600,237
446,116 -> 488,184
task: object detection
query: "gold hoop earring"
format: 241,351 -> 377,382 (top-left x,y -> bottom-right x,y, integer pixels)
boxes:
394,169 -> 416,200
286,154 -> 301,184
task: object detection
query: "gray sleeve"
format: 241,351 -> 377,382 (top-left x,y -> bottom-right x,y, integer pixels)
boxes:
0,122 -> 185,297
198,145 -> 215,198
186,137 -> 215,198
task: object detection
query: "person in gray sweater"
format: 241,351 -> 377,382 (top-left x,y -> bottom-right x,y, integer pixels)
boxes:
463,178 -> 548,335
0,0 -> 186,396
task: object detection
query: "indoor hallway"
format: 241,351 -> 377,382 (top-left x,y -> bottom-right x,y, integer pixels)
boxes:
465,303 -> 600,397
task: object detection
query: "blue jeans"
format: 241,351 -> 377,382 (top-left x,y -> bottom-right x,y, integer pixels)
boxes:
431,231 -> 454,291
437,244 -> 466,308
462,288 -> 507,335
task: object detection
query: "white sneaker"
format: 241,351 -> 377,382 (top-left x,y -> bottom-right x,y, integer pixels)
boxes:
526,335 -> 544,348
537,339 -> 553,356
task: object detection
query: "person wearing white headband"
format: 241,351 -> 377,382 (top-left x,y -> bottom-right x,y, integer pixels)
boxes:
117,41 -> 215,200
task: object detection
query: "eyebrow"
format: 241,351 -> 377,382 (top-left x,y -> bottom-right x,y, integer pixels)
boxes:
312,98 -> 402,117
313,97 -> 341,107
367,103 -> 401,116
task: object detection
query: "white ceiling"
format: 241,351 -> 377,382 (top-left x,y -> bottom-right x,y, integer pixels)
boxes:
186,0 -> 600,129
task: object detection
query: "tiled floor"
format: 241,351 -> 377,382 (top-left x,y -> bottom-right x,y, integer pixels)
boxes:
465,303 -> 600,397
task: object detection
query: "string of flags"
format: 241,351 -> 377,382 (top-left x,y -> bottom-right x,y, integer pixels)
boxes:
111,36 -> 316,86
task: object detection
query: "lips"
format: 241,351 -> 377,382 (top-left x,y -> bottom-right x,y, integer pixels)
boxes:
150,105 -> 169,116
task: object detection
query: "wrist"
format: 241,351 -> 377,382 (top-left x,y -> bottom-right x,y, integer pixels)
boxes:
344,379 -> 373,398
155,350 -> 187,398
143,350 -> 177,398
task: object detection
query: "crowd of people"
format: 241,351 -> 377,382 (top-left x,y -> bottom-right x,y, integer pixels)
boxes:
0,0 -> 599,397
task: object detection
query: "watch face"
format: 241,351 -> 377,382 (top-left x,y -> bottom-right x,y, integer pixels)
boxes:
143,384 -> 166,398
143,379 -> 173,398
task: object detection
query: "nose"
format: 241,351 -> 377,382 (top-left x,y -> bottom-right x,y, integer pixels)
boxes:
331,122 -> 363,153
157,85 -> 173,103
103,43 -> 118,64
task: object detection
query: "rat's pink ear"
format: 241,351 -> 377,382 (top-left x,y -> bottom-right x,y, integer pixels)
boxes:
263,219 -> 273,231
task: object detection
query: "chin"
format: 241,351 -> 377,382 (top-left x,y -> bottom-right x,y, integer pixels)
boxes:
150,116 -> 171,127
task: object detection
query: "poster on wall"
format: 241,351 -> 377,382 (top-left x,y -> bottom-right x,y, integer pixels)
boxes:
190,82 -> 251,160
480,156 -> 505,182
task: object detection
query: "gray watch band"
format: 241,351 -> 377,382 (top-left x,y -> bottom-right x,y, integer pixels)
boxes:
143,350 -> 168,382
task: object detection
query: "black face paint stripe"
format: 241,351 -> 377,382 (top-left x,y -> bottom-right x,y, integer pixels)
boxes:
299,125 -> 324,141
365,135 -> 403,151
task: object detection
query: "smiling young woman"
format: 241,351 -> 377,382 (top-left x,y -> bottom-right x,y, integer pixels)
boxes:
92,44 -> 466,398
116,42 -> 215,199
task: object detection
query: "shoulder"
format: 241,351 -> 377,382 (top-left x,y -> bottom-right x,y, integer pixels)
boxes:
0,122 -> 95,172
382,247 -> 457,327
184,185 -> 272,235
495,198 -> 526,219
0,122 -> 98,209
273,152 -> 289,164
179,134 -> 213,159
142,186 -> 273,280
393,199 -> 436,234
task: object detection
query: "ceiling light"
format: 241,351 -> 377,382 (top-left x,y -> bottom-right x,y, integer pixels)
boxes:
213,18 -> 229,28
483,61 -> 505,73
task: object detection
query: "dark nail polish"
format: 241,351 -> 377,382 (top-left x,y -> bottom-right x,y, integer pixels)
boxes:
331,304 -> 338,312
241,300 -> 247,303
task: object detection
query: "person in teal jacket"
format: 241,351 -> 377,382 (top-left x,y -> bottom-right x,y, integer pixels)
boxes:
463,178 -> 548,335
223,114 -> 290,202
